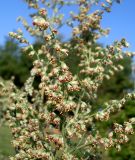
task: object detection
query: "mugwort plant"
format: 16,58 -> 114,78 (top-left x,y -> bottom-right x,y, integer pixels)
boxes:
1,0 -> 135,159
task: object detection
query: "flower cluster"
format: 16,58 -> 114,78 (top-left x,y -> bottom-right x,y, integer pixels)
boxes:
9,29 -> 29,44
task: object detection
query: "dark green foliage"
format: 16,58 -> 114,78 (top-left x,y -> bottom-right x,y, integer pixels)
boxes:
98,57 -> 133,101
0,39 -> 32,87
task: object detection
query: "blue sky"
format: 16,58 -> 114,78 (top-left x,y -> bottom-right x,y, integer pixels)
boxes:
0,0 -> 135,51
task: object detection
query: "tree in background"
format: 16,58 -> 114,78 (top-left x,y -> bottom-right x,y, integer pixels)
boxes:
0,39 -> 34,87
